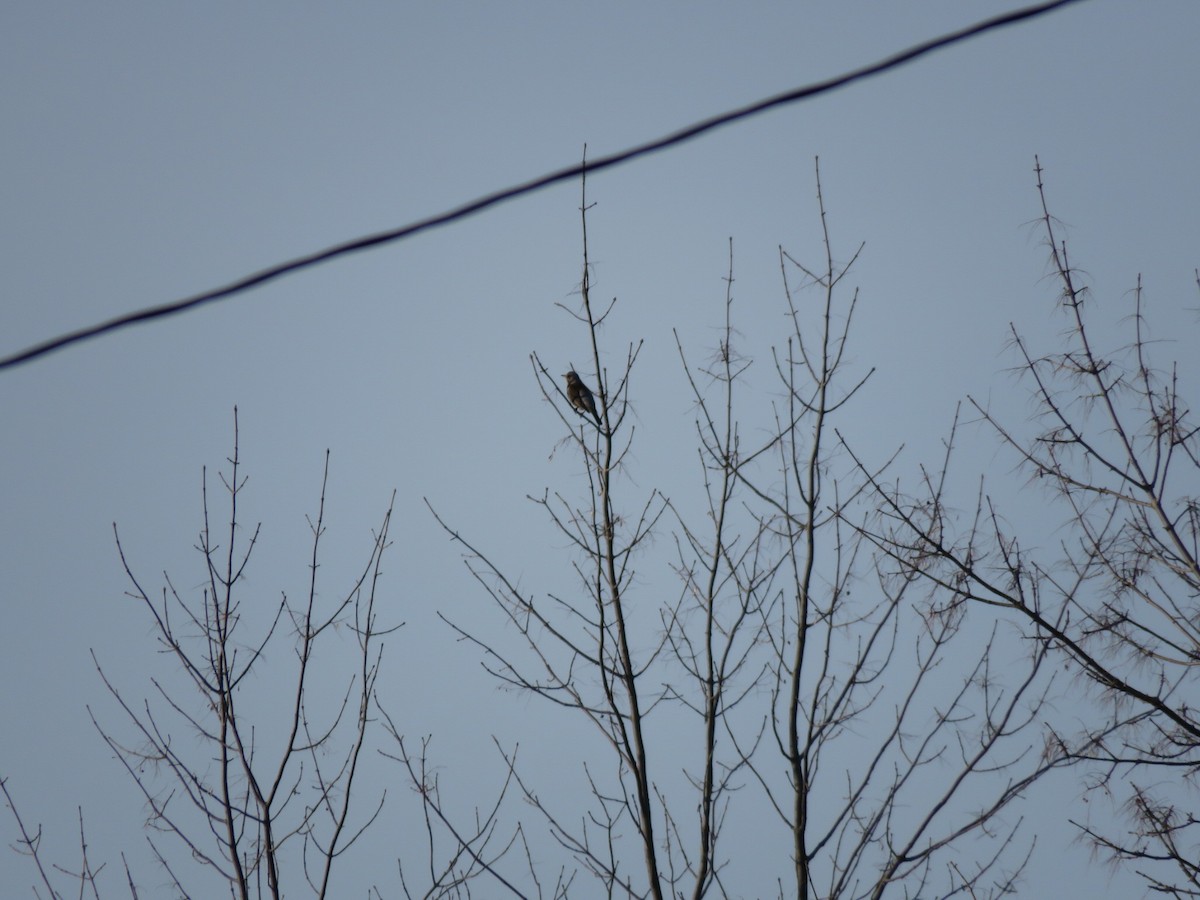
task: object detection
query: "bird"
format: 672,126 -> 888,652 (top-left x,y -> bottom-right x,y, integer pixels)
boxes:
563,370 -> 601,426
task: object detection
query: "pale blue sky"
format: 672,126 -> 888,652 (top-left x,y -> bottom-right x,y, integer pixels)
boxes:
2,1 -> 1198,896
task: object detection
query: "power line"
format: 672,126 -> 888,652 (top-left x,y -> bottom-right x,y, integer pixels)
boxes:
0,0 -> 1090,372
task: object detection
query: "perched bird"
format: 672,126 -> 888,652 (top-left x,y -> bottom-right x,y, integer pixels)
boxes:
563,370 -> 601,425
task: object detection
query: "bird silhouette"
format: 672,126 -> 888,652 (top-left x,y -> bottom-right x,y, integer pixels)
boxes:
563,370 -> 601,426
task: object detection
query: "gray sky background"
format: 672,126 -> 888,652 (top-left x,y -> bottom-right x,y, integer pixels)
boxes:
2,1 -> 1198,896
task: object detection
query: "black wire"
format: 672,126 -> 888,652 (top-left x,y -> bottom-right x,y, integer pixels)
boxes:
0,0 -> 1089,372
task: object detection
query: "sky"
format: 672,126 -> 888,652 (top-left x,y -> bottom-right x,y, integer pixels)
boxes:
2,1 -> 1198,897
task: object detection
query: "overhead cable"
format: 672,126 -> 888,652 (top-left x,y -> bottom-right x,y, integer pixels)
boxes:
0,0 -> 1089,371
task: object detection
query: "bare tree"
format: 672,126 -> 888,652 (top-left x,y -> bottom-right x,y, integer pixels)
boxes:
854,158 -> 1200,897
89,409 -> 397,899
746,164 -> 1075,900
3,411 -> 533,899
428,160 -> 1063,899
427,159 -> 667,899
